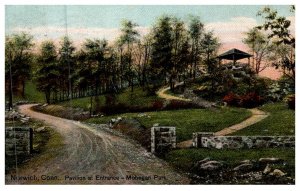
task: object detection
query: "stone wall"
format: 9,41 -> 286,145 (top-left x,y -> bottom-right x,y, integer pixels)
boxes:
151,126 -> 176,154
193,132 -> 295,149
5,127 -> 33,156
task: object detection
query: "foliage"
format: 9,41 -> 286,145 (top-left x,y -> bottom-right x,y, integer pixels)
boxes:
152,100 -> 164,110
57,36 -> 76,99
35,40 -> 59,104
266,77 -> 294,101
240,92 -> 264,108
5,33 -> 34,108
149,16 -> 173,90
188,16 -> 204,79
286,94 -> 295,110
164,100 -> 200,110
223,92 -> 264,108
257,6 -> 295,80
223,92 -> 241,106
243,27 -> 273,74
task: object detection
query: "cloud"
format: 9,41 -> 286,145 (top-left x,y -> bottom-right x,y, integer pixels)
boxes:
9,26 -> 150,47
205,17 -> 258,44
8,15 -> 294,51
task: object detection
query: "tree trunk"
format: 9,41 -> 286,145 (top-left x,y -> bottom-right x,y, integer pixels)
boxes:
21,80 -> 25,98
90,95 -> 93,117
45,90 -> 51,104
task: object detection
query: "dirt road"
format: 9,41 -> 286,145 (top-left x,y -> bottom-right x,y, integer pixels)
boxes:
6,104 -> 189,184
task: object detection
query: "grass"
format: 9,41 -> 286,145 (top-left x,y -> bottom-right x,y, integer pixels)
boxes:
5,120 -> 64,173
86,107 -> 252,142
7,81 -> 45,103
232,102 -> 295,136
61,87 -> 162,111
165,147 -> 295,178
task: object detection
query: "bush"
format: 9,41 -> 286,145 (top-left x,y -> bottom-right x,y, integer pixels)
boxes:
223,92 -> 264,108
101,103 -> 128,115
286,94 -> 295,110
152,100 -> 164,110
240,92 -> 264,108
164,100 -> 200,110
223,92 -> 241,106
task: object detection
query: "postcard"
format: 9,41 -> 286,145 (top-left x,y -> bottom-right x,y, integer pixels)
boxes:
4,4 -> 295,186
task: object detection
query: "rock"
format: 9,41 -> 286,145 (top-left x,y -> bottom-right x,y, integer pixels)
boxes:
233,163 -> 253,172
263,164 -> 271,174
194,157 -> 211,168
5,110 -> 21,120
117,117 -> 122,121
259,157 -> 282,164
137,113 -> 147,117
254,140 -> 268,148
20,117 -> 30,123
240,160 -> 252,164
200,161 -> 223,171
42,103 -> 48,107
272,169 -> 286,177
36,126 -> 46,132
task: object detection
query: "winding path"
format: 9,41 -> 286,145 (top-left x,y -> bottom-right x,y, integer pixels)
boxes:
156,82 -> 190,101
6,104 -> 189,184
157,84 -> 269,148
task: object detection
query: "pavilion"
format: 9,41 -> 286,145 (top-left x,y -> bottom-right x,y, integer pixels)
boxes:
217,48 -> 252,66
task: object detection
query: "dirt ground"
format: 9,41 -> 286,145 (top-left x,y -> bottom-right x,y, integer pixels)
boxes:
6,104 -> 189,185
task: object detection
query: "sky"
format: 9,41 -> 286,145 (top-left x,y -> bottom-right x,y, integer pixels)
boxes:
5,5 -> 295,79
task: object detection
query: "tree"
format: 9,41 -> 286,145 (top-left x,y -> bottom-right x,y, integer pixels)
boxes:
132,34 -> 153,90
200,32 -> 220,90
82,39 -> 108,115
118,20 -> 139,92
170,17 -> 188,90
35,40 -> 59,104
243,28 -> 273,74
188,16 -> 204,79
5,33 -> 33,108
58,36 -> 76,100
257,6 -> 295,80
149,16 -> 173,91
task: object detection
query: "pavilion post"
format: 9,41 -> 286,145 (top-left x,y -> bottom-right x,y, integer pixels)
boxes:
233,54 -> 235,66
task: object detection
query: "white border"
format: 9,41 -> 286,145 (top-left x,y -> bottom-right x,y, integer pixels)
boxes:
1,1 -> 298,191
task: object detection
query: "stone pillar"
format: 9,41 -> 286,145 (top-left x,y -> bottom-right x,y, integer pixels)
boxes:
151,126 -> 176,154
5,127 -> 33,156
192,132 -> 214,148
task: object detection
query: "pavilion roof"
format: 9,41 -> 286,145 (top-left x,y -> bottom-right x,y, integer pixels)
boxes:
217,48 -> 252,60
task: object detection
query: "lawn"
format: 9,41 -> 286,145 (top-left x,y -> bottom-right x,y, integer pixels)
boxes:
86,107 -> 252,142
232,102 -> 295,136
165,147 -> 295,178
6,81 -> 45,103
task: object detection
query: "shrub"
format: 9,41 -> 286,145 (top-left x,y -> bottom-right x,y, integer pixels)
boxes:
223,93 -> 241,106
239,92 -> 264,108
286,94 -> 295,110
100,103 -> 128,115
164,100 -> 200,110
152,100 -> 164,110
223,92 -> 264,108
